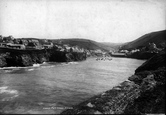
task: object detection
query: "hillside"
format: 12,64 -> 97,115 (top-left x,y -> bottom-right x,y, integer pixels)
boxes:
120,30 -> 166,50
100,42 -> 123,51
18,38 -> 118,52
51,38 -> 117,51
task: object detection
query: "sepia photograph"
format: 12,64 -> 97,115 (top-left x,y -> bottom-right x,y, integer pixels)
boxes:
0,0 -> 165,114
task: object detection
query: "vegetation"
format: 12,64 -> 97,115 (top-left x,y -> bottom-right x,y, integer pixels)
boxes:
51,38 -> 119,51
120,30 -> 166,50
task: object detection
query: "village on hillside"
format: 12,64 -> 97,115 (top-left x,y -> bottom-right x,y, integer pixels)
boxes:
0,35 -> 87,52
1,35 -> 164,58
0,35 -> 54,50
119,42 -> 163,54
0,35 -> 110,57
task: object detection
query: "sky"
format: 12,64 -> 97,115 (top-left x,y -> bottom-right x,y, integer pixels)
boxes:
0,0 -> 165,43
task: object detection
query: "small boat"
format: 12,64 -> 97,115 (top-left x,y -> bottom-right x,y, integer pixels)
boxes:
96,57 -> 112,61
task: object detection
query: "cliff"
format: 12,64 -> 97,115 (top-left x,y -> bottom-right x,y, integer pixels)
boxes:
0,48 -> 86,67
61,51 -> 165,114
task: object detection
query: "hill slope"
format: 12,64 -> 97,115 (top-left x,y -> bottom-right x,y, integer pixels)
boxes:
18,38 -> 119,51
120,30 -> 166,50
51,38 -> 118,51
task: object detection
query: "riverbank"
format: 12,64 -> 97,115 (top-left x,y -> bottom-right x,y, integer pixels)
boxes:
61,51 -> 165,114
110,53 -> 126,58
0,48 -> 87,67
126,51 -> 158,60
110,51 -> 158,59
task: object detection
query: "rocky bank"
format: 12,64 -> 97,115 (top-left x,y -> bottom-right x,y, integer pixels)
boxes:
0,48 -> 87,67
61,51 -> 165,114
126,51 -> 158,60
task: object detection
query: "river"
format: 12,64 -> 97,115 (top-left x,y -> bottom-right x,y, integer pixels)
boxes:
0,57 -> 145,114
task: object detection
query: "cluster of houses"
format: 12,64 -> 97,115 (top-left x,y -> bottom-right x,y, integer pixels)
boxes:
118,42 -> 163,54
84,49 -> 109,57
55,44 -> 85,53
0,35 -> 112,56
0,35 -> 86,53
0,35 -> 53,50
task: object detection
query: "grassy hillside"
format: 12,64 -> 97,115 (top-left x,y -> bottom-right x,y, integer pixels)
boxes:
18,38 -> 119,51
51,38 -> 117,51
120,30 -> 166,50
100,42 -> 124,50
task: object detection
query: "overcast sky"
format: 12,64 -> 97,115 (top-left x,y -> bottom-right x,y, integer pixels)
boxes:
0,0 -> 165,43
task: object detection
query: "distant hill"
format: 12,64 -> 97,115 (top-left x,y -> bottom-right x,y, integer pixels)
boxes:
100,42 -> 124,50
51,38 -> 118,51
18,37 -> 119,51
120,30 -> 166,50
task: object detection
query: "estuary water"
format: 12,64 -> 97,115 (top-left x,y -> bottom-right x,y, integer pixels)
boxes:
0,57 -> 145,114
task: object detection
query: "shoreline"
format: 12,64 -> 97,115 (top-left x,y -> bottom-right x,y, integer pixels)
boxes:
61,51 -> 165,114
0,61 -> 79,70
0,48 -> 87,68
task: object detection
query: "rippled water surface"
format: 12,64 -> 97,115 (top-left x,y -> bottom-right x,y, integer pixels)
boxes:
0,57 -> 145,114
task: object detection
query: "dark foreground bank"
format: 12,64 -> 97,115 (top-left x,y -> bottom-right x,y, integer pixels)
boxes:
0,48 -> 87,67
61,51 -> 165,114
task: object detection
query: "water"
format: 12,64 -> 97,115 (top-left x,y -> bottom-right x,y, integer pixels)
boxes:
0,57 -> 145,114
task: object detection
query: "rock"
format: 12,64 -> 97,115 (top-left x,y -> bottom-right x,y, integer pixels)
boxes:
0,49 -> 87,67
129,71 -> 152,85
135,51 -> 165,73
128,75 -> 142,85
94,111 -> 102,114
140,74 -> 157,92
112,86 -> 121,90
87,103 -> 94,108
0,53 -> 8,67
21,54 -> 33,66
101,93 -> 106,96
124,73 -> 165,114
153,67 -> 166,85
